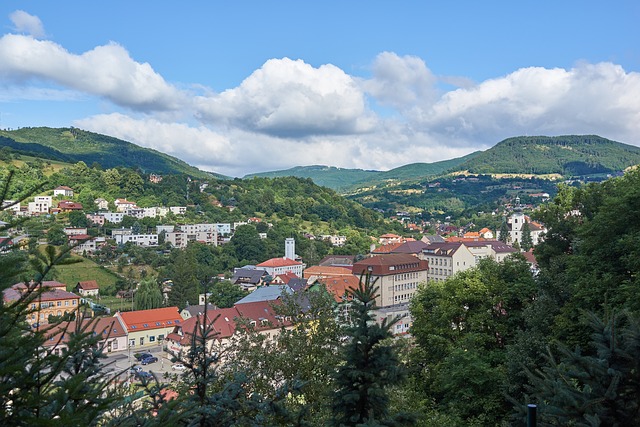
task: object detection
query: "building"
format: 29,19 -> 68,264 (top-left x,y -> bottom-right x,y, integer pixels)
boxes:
3,281 -> 80,327
28,196 -> 52,215
114,233 -> 159,247
94,198 -> 109,210
169,206 -> 187,215
68,234 -> 105,254
303,265 -> 353,280
114,198 -> 137,212
53,186 -> 74,198
230,268 -> 269,292
42,317 -> 127,355
351,254 -> 429,308
75,280 -> 100,297
100,212 -> 125,223
115,306 -> 183,349
504,197 -> 547,246
255,257 -> 304,277
57,200 -> 83,212
421,242 -> 475,282
86,213 -> 105,226
235,285 -> 293,305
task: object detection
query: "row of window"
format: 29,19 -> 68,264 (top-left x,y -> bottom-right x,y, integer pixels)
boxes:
394,272 -> 421,281
391,282 -> 418,292
32,300 -> 77,310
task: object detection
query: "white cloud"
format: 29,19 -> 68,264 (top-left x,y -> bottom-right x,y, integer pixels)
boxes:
416,62 -> 640,145
361,52 -> 440,109
194,57 -> 377,138
9,10 -> 45,38
0,34 -> 186,111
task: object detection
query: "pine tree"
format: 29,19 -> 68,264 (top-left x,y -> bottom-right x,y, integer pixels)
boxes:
498,219 -> 510,243
331,273 -> 414,426
520,221 -> 533,251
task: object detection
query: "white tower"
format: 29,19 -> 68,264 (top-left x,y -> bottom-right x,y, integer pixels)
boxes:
285,237 -> 295,260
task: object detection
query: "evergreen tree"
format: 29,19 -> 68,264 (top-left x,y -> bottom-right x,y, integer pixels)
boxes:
167,249 -> 199,309
331,273 -> 414,426
520,221 -> 533,251
498,219 -> 509,243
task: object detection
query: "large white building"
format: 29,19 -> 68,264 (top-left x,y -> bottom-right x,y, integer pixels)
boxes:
114,234 -> 159,247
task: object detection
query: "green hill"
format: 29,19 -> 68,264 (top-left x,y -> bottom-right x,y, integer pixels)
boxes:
0,127 -> 226,179
246,152 -> 480,192
451,135 -> 640,176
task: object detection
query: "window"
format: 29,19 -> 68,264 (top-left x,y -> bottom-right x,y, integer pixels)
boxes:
166,321 -> 172,325
65,301 -> 69,306
143,323 -> 149,328
131,325 -> 137,329
149,336 -> 155,342
31,303 -> 36,310
72,300 -> 77,305
57,301 -> 61,307
129,339 -> 135,347
158,334 -> 164,341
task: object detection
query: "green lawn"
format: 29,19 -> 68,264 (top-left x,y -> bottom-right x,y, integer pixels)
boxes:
52,255 -> 120,292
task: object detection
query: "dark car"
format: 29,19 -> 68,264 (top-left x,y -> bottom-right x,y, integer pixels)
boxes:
141,356 -> 158,365
134,352 -> 153,361
134,370 -> 152,381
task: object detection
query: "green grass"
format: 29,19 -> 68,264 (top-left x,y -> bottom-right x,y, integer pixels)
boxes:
52,255 -> 120,291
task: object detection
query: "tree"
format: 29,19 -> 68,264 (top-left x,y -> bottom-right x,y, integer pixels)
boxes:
134,276 -> 164,310
208,279 -> 247,308
46,223 -> 67,246
167,249 -> 199,309
227,224 -> 266,263
498,219 -> 509,243
520,221 -> 532,251
331,273 -> 414,426
68,210 -> 89,228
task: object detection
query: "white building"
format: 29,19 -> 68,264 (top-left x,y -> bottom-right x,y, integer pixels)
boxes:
169,206 -> 186,215
28,196 -> 52,215
53,186 -> 74,198
114,234 -> 159,247
255,258 -> 304,277
100,212 -> 125,223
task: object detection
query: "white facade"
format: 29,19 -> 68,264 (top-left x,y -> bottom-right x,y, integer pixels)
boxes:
2,200 -> 20,213
114,234 -> 159,247
28,196 -> 52,214
214,223 -> 232,235
285,238 -> 295,260
169,206 -> 186,215
100,212 -> 124,223
422,243 -> 476,283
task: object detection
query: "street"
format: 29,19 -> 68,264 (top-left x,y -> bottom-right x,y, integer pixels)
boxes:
101,345 -> 175,383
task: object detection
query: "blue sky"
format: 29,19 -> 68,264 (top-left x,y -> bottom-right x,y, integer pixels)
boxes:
0,2 -> 639,177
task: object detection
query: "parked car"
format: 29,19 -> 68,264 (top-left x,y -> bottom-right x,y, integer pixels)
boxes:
129,366 -> 143,375
134,352 -> 153,361
134,370 -> 152,380
171,363 -> 186,371
141,356 -> 158,365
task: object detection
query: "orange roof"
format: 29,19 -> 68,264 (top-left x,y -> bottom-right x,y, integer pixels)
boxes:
479,227 -> 491,234
256,257 -> 301,267
317,276 -> 360,303
118,307 -> 182,332
379,233 -> 401,238
372,242 -> 403,253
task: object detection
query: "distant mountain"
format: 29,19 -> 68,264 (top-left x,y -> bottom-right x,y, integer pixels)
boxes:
451,135 -> 640,176
246,152 -> 480,192
0,127 -> 226,179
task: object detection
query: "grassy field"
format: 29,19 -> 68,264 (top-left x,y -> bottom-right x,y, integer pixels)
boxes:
52,254 -> 121,291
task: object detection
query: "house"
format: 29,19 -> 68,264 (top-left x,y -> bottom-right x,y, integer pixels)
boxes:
310,275 -> 360,303
100,212 -> 125,223
53,186 -> 74,198
317,255 -> 355,270
479,227 -> 494,239
86,213 -> 105,226
235,285 -> 293,305
28,196 -> 52,215
389,240 -> 429,258
3,281 -> 80,327
94,198 -> 109,210
230,268 -> 269,292
114,233 -> 159,247
114,198 -> 137,212
371,242 -> 404,255
503,197 -> 547,246
180,303 -> 217,320
169,206 -> 186,215
57,200 -> 83,212
42,317 -> 127,355
75,280 -> 100,297
115,307 -> 183,350
68,234 -> 105,254
64,227 -> 88,236
255,257 -> 304,277
319,235 -> 347,247
149,173 -> 163,183
378,233 -> 403,245
272,271 -> 300,285
351,254 -> 429,308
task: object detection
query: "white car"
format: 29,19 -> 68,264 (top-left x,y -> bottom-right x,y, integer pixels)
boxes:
171,363 -> 186,371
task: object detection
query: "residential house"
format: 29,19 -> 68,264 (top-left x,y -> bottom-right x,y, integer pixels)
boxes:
64,227 -> 88,236
28,196 -> 52,215
3,281 -> 80,327
169,206 -> 186,215
149,173 -> 163,183
53,186 -> 74,198
378,233 -> 404,245
114,198 -> 137,212
2,200 -> 21,214
320,235 -> 347,247
303,265 -> 353,280
100,212 -> 125,223
42,317 -> 127,355
94,198 -> 109,210
479,227 -> 494,239
68,234 -> 105,254
351,254 -> 429,308
114,233 -> 159,247
180,303 -> 217,320
230,268 -> 269,292
389,240 -> 429,259
310,275 -> 360,303
235,285 -> 293,305
255,257 -> 304,278
57,200 -> 83,212
75,280 -> 100,297
115,306 -> 183,349
86,213 -> 105,226
317,255 -> 355,270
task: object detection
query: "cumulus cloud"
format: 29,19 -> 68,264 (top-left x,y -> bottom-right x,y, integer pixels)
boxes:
0,34 -> 186,111
9,10 -> 45,38
194,57 -> 377,138
416,62 -> 640,145
361,52 -> 440,109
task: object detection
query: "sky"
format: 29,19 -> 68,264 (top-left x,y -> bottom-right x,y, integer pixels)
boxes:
0,2 -> 639,177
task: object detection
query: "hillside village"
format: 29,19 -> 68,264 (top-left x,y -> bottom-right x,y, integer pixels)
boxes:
1,177 -> 546,358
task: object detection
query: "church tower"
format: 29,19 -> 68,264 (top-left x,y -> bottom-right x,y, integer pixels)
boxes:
285,237 -> 295,260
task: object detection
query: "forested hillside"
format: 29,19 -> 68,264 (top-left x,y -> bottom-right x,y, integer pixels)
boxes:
0,127 -> 219,178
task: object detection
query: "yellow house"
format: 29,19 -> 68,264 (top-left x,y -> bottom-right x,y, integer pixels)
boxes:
115,307 -> 182,350
3,281 -> 80,327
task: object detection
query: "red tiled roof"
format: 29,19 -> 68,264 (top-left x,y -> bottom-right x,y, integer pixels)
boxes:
275,271 -> 299,284
372,242 -> 403,254
43,317 -> 126,347
77,280 -> 99,290
303,265 -> 352,278
256,257 -> 301,267
317,275 -> 360,303
118,307 -> 182,332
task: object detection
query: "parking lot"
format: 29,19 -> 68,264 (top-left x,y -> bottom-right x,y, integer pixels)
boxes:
101,345 -> 176,383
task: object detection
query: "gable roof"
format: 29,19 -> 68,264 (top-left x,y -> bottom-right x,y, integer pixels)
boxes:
303,265 -> 352,278
318,255 -> 355,268
391,240 -> 429,254
117,307 -> 182,332
231,268 -> 267,284
77,280 -> 99,290
352,254 -> 429,276
316,275 -> 360,303
372,242 -> 404,254
256,257 -> 301,268
235,285 -> 292,304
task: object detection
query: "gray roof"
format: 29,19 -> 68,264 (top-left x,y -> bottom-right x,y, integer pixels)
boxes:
236,285 -> 293,304
231,268 -> 267,285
